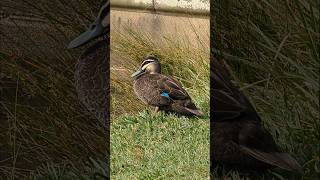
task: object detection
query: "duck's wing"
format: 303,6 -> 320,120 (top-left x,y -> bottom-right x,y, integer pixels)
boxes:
211,58 -> 260,122
155,74 -> 204,116
238,124 -> 303,172
156,75 -> 190,100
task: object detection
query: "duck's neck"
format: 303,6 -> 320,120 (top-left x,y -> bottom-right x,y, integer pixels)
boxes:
134,72 -> 160,80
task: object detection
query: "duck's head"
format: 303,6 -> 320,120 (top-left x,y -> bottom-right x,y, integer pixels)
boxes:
131,56 -> 161,79
68,1 -> 109,49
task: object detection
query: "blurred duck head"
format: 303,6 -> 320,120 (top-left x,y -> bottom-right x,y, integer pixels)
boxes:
68,1 -> 109,49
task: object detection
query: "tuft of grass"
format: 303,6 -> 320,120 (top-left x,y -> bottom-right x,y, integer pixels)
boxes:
212,0 -> 319,179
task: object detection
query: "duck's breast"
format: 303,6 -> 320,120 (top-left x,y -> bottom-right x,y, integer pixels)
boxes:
133,74 -> 170,106
75,40 -> 109,124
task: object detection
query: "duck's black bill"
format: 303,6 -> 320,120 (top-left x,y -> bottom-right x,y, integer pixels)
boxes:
131,68 -> 144,79
68,19 -> 104,49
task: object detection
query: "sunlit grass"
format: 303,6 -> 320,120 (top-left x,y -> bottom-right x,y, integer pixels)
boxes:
111,111 -> 209,179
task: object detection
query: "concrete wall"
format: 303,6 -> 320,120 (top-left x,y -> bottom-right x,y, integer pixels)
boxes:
111,0 -> 209,15
110,0 -> 210,49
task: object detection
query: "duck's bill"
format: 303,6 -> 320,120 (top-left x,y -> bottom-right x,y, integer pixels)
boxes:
131,68 -> 144,79
67,20 -> 103,49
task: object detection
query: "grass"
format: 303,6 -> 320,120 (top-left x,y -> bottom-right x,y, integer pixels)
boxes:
111,111 -> 209,179
0,0 -> 108,179
110,18 -> 210,178
211,0 -> 319,179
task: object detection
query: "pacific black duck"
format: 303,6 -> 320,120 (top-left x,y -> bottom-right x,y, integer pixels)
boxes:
211,58 -> 303,173
131,56 -> 204,116
68,1 -> 109,125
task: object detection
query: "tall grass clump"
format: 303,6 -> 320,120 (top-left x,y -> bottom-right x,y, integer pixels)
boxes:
111,25 -> 210,116
212,0 -> 319,179
110,20 -> 210,178
0,0 -> 108,179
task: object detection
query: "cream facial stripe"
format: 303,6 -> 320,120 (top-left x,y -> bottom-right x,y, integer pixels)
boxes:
141,59 -> 156,68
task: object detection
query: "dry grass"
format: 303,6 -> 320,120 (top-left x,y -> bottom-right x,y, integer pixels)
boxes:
1,0 -> 107,179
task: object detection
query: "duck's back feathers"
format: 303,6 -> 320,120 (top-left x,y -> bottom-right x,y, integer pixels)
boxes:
157,74 -> 189,100
212,90 -> 245,121
211,59 -> 260,122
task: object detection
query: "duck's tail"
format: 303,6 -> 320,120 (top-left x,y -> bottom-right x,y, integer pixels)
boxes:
185,107 -> 205,117
240,145 -> 303,173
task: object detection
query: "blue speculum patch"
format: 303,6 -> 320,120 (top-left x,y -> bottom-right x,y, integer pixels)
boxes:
161,92 -> 170,98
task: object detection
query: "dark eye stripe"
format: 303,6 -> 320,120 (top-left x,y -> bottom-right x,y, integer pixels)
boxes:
140,59 -> 155,67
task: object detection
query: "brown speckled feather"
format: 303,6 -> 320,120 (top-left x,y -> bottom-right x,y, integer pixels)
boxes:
75,40 -> 109,126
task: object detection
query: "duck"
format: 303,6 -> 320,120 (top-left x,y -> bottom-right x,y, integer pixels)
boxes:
211,57 -> 303,173
131,56 -> 204,117
68,1 -> 109,125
